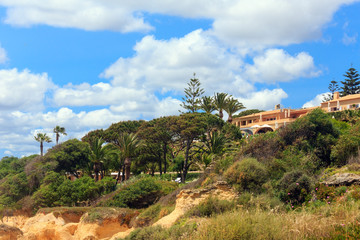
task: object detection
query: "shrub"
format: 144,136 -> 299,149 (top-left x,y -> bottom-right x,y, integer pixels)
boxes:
224,158 -> 268,193
186,197 -> 236,218
278,170 -> 313,206
105,177 -> 162,208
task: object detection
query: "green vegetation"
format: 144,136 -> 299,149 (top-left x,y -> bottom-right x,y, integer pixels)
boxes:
6,74 -> 360,239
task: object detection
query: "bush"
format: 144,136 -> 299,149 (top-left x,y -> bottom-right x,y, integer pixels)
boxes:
186,197 -> 236,218
105,177 -> 162,208
224,158 -> 268,193
278,170 -> 313,206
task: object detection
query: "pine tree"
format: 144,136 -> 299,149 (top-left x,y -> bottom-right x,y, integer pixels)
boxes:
340,67 -> 360,96
180,73 -> 204,113
323,80 -> 339,102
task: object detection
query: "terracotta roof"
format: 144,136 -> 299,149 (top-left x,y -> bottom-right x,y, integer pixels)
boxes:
325,93 -> 360,103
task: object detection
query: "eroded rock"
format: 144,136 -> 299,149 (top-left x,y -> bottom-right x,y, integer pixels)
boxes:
0,224 -> 23,240
322,173 -> 360,186
154,181 -> 238,228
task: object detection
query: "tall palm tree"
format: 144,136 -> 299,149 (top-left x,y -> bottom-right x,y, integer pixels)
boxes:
116,133 -> 144,180
53,126 -> 67,145
200,96 -> 216,114
89,138 -> 113,181
224,97 -> 245,123
34,133 -> 52,157
214,92 -> 229,119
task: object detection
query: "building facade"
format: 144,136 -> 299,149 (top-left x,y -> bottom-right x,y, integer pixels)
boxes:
233,92 -> 360,135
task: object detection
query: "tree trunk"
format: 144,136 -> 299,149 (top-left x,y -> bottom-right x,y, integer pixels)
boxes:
227,115 -> 233,123
124,157 -> 131,180
181,139 -> 191,183
40,142 -> 43,157
121,165 -> 125,182
158,154 -> 162,176
56,134 -> 59,145
163,144 -> 167,173
219,109 -> 223,119
93,162 -> 100,181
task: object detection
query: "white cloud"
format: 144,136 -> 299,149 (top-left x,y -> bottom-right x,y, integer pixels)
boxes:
236,89 -> 288,110
101,30 -> 252,96
244,49 -> 321,83
302,93 -> 328,108
0,44 -> 8,64
0,0 -> 358,47
342,33 -> 358,45
0,68 -> 53,111
1,1 -> 153,33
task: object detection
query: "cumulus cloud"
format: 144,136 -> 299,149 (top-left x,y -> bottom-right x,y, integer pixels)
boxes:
236,89 -> 288,110
302,93 -> 327,108
244,49 -> 321,83
101,30 -> 252,96
0,68 -> 53,111
0,0 -> 357,47
0,44 -> 8,64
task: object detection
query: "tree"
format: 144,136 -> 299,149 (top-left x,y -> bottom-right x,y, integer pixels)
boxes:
214,92 -> 229,119
88,138 -> 113,181
200,96 -> 216,114
34,133 -> 52,157
115,133 -> 144,180
224,97 -> 245,123
180,73 -> 204,113
323,80 -> 339,102
137,117 -> 175,175
340,67 -> 360,96
170,113 -> 221,182
53,126 -> 67,145
43,139 -> 90,178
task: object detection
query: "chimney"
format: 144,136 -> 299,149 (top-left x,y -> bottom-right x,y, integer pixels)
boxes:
333,92 -> 340,100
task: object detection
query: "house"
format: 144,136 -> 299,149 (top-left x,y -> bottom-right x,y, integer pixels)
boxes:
233,92 -> 360,135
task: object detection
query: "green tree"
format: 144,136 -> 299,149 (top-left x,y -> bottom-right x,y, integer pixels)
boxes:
43,139 -> 90,178
180,73 -> 204,113
170,113 -> 218,182
34,133 -> 52,157
323,80 -> 339,102
115,133 -> 144,180
223,97 -> 245,123
137,116 -> 175,175
340,67 -> 360,96
88,138 -> 113,181
214,92 -> 229,119
200,96 -> 216,114
53,126 -> 67,145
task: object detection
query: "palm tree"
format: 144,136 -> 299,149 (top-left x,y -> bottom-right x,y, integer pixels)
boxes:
200,96 -> 216,114
53,126 -> 67,145
214,92 -> 229,119
224,97 -> 245,123
34,133 -> 52,157
116,133 -> 144,180
89,138 -> 113,181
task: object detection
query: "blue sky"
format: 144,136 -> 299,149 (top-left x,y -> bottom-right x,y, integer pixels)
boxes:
0,0 -> 359,157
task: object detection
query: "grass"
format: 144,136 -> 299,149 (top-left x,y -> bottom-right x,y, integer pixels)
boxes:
122,200 -> 360,240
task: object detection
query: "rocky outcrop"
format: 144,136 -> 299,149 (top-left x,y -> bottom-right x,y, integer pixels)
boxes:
0,224 -> 23,240
0,208 -> 138,240
154,181 -> 238,228
322,173 -> 360,186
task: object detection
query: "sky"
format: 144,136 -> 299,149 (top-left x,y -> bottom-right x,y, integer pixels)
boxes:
0,0 -> 360,157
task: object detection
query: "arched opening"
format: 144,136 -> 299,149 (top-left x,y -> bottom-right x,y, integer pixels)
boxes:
255,127 -> 274,134
241,129 -> 254,136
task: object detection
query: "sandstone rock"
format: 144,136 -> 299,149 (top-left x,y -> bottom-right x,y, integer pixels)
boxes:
0,224 -> 23,240
322,173 -> 360,186
154,181 -> 237,228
